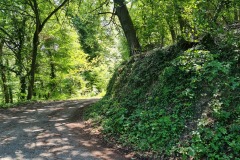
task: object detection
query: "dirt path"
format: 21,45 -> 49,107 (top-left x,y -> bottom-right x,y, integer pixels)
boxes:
0,99 -> 132,160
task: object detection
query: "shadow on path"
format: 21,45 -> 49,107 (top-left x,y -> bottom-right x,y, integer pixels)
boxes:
0,99 -> 131,160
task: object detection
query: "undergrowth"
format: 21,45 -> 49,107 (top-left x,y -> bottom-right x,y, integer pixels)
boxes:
86,39 -> 240,159
0,100 -> 42,108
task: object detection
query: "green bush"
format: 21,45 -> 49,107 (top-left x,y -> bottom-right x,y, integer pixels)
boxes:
88,41 -> 240,159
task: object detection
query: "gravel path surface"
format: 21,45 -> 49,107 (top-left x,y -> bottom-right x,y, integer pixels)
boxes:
0,99 -> 129,160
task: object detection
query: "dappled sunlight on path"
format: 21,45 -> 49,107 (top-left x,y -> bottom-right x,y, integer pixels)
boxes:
0,99 -> 130,160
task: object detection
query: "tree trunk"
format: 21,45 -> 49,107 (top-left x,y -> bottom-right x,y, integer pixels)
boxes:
114,0 -> 141,56
234,5 -> 240,22
173,0 -> 184,34
166,20 -> 177,43
26,0 -> 69,100
0,40 -> 10,103
50,63 -> 56,79
20,76 -> 26,100
1,72 -> 9,103
15,24 -> 26,100
9,88 -> 13,103
49,51 -> 56,99
6,60 -> 13,103
27,31 -> 39,100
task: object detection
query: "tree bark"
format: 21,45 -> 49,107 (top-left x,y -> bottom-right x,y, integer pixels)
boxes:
48,51 -> 56,99
166,20 -> 177,43
0,13 -> 27,100
173,0 -> 184,34
114,0 -> 141,56
234,5 -> 240,22
1,72 -> 9,103
0,40 -> 10,103
9,88 -> 13,103
20,76 -> 26,99
49,51 -> 56,80
7,60 -> 13,103
27,31 -> 39,100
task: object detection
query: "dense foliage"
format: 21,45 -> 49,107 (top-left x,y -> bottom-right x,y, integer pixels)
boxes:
1,0 -> 240,158
0,0 -> 119,104
129,0 -> 240,49
83,2 -> 239,158
89,38 -> 240,158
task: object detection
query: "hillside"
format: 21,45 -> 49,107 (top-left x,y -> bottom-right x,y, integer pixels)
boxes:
88,37 -> 240,159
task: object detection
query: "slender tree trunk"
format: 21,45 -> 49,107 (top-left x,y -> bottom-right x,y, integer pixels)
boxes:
173,0 -> 184,34
6,60 -> 13,103
27,31 -> 39,100
50,63 -> 56,80
26,0 -> 69,100
9,88 -> 13,103
50,61 -> 56,90
49,52 -> 56,80
49,51 -> 56,99
177,15 -> 185,34
20,76 -> 26,99
114,0 -> 141,56
0,73 -> 9,103
0,40 -> 10,103
166,20 -> 177,43
234,5 -> 239,22
161,36 -> 164,48
15,22 -> 27,100
16,52 -> 26,100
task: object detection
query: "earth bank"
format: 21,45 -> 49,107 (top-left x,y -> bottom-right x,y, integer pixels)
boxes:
88,38 -> 240,159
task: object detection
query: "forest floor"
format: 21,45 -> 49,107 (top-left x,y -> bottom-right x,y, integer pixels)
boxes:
0,99 -> 133,160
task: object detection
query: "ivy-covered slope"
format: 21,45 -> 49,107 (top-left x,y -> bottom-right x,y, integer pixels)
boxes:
89,39 -> 240,159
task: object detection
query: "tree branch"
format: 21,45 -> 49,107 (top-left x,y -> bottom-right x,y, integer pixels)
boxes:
26,0 -> 35,13
41,0 -> 69,30
89,0 -> 109,13
0,64 -> 18,74
0,27 -> 18,47
0,27 -> 11,38
98,12 -> 115,15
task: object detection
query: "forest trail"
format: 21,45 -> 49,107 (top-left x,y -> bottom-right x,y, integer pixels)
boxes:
0,99 -> 131,160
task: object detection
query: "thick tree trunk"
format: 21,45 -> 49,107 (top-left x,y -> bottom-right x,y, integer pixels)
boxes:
114,0 -> 141,56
